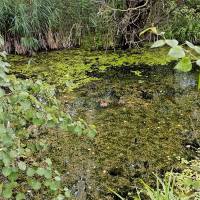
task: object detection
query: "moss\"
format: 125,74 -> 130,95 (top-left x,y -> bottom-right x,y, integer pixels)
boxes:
9,47 -> 174,92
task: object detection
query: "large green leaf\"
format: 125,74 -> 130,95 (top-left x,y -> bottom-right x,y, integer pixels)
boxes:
174,57 -> 192,72
151,40 -> 165,48
166,39 -> 178,48
168,46 -> 185,59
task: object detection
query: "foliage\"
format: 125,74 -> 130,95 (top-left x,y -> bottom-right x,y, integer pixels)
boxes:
0,49 -> 96,199
110,162 -> 200,200
150,34 -> 200,88
163,0 -> 200,44
140,173 -> 179,200
0,0 -> 199,52
141,158 -> 200,200
175,159 -> 200,200
0,0 -> 100,53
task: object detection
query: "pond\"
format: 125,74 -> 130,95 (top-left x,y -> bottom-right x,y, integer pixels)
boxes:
9,49 -> 200,200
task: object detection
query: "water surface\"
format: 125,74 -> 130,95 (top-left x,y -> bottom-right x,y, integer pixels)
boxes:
9,49 -> 200,199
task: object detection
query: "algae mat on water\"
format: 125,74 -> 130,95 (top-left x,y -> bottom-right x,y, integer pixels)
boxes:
9,48 -> 173,92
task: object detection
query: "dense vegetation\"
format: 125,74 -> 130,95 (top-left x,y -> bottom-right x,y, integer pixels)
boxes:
1,0 -> 200,199
0,42 -> 96,199
0,0 -> 199,54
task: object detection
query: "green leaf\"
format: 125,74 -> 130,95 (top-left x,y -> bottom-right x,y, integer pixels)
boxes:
36,167 -> 46,176
57,194 -> 65,200
2,153 -> 11,166
2,134 -> 13,146
9,150 -> 18,158
193,180 -> 200,189
29,179 -> 41,191
198,73 -> 200,90
18,161 -> 26,171
64,188 -> 71,198
8,171 -> 19,182
32,118 -> 45,126
151,40 -> 165,48
48,181 -> 60,191
196,60 -> 200,66
26,167 -> 35,177
87,129 -> 96,138
174,57 -> 192,72
45,158 -> 52,166
2,185 -> 12,199
74,126 -> 82,135
0,88 -> 5,97
186,41 -> 195,49
0,183 -> 3,195
194,46 -> 200,54
168,46 -> 185,59
166,39 -> 178,47
43,169 -> 52,179
2,167 -> 12,177
55,176 -> 61,182
16,192 -> 26,200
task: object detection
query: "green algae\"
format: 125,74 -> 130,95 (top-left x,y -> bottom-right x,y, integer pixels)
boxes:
9,48 -> 173,92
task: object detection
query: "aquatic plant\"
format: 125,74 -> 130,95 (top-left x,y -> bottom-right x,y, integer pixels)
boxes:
0,46 -> 96,198
142,27 -> 200,88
